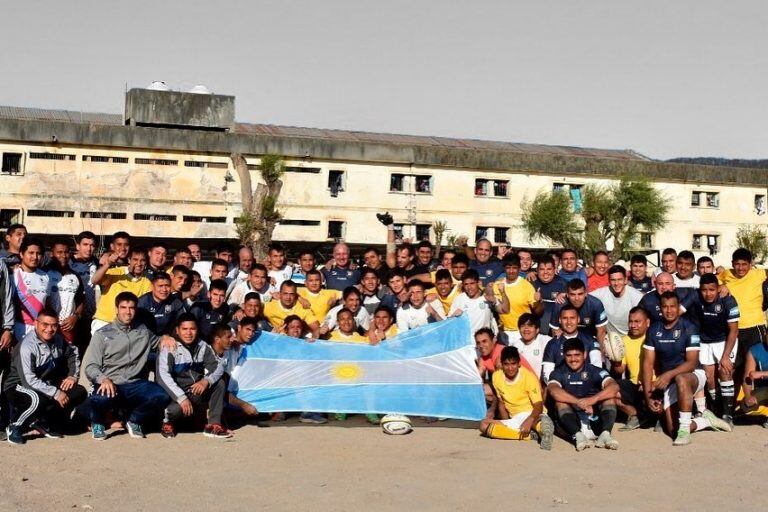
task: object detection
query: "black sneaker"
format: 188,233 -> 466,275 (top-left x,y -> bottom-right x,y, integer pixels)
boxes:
31,421 -> 63,439
7,427 -> 25,445
0,428 -> 7,442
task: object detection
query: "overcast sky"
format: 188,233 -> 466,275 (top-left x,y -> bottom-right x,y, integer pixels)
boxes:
0,1 -> 765,160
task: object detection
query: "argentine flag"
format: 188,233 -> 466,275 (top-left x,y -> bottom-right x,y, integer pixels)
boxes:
230,315 -> 486,420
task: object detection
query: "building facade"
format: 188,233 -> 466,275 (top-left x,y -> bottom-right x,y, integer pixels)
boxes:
0,89 -> 765,264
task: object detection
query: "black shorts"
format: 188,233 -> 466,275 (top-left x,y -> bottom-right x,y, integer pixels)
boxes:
738,325 -> 767,364
618,379 -> 641,407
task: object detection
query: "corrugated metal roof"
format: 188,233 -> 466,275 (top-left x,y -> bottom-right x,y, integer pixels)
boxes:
0,105 -> 648,161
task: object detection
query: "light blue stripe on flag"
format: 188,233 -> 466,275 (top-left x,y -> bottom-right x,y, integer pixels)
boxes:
230,314 -> 486,420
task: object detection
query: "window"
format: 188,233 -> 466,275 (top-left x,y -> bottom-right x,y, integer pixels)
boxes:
135,158 -> 178,166
134,213 -> 177,222
493,227 -> 509,244
81,211 -> 127,220
0,209 -> 21,228
285,166 -> 321,173
393,223 -> 404,240
570,185 -> 583,213
183,216 -> 227,223
328,170 -> 345,197
184,161 -> 228,169
280,219 -> 321,226
640,233 -> 653,249
29,152 -> 76,161
553,183 -> 566,193
476,179 -> 508,197
390,174 -> 405,192
475,226 -> 489,241
691,190 -> 719,208
83,155 -> 129,164
26,210 -> 74,218
706,192 -> 719,208
1,153 -> 22,174
328,220 -> 345,239
692,234 -> 720,253
416,224 -> 431,241
691,191 -> 701,207
415,175 -> 432,194
756,195 -> 766,215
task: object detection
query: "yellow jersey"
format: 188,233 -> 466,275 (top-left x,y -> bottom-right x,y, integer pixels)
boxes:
298,288 -> 341,321
719,268 -> 766,328
436,285 -> 461,315
263,300 -> 318,330
328,330 -> 368,343
94,269 -> 152,323
491,367 -> 543,416
621,334 -> 645,384
430,270 -> 461,286
494,278 -> 537,331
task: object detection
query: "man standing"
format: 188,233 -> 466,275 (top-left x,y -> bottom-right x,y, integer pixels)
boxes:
558,249 -> 587,285
228,264 -> 275,307
628,254 -> 653,293
550,279 -> 607,350
673,251 -> 700,290
11,239 -> 51,343
531,255 -> 567,334
84,292 -> 173,440
0,223 -> 27,267
448,269 -> 497,337
590,265 -> 644,336
542,306 -> 602,382
609,307 -> 651,431
69,231 -> 99,348
587,251 -> 611,292
144,243 -> 168,281
46,239 -> 85,346
468,239 -> 504,287
264,281 -> 320,337
322,243 -> 361,291
266,243 -> 293,290
91,248 -> 151,333
492,254 -> 541,343
136,273 -> 187,336
638,272 -> 694,324
395,280 -> 444,332
190,279 -> 231,341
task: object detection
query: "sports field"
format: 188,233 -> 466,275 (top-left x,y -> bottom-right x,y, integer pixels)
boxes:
1,416 -> 763,512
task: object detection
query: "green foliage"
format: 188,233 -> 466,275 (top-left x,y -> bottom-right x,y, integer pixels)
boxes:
433,221 -> 448,248
234,211 -> 260,247
521,178 -> 670,260
259,154 -> 285,185
736,225 -> 768,264
261,195 -> 281,223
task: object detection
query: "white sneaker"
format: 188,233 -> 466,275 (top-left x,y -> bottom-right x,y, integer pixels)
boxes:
574,432 -> 590,452
595,431 -> 619,450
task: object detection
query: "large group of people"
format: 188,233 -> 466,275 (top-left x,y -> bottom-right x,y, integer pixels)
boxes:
1,216 -> 767,452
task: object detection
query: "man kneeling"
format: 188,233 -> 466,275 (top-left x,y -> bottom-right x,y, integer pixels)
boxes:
480,346 -> 555,450
157,313 -> 231,438
547,338 -> 620,451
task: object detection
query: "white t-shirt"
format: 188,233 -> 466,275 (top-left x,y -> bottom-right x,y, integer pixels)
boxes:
269,265 -> 294,290
396,300 -> 445,332
448,293 -> 497,336
227,281 -> 275,306
324,304 -> 371,331
12,268 -> 51,325
69,257 -> 97,317
673,273 -> 700,290
510,333 -> 551,380
48,270 -> 81,319
589,286 -> 644,335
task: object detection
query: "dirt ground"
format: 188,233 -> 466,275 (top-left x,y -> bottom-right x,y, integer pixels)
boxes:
0,416 -> 764,512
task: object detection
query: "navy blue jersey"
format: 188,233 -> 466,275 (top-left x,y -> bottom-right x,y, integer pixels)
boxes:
644,317 -> 700,374
321,267 -> 361,291
638,289 -> 696,323
470,259 -> 505,286
533,276 -> 568,333
689,294 -> 739,343
550,363 -> 611,399
136,293 -> 187,335
628,276 -> 653,294
558,268 -> 588,287
190,301 -> 231,342
750,343 -> 768,388
549,295 -> 607,337
543,332 -> 601,368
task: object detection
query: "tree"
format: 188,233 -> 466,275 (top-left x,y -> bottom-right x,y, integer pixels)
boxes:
433,220 -> 448,256
736,224 -> 768,264
231,153 -> 285,259
521,178 -> 670,261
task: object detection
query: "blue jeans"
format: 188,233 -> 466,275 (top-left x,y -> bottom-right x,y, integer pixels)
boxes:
89,380 -> 169,426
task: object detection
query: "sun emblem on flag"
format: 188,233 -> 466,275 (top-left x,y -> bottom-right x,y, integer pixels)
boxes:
331,363 -> 364,381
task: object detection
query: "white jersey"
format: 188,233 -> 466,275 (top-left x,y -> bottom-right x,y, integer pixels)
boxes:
589,286 -> 644,335
673,273 -> 700,290
324,304 -> 371,331
69,257 -> 98,317
12,267 -> 51,325
268,265 -> 293,289
396,300 -> 445,332
510,334 -> 551,380
227,280 -> 275,306
193,260 -> 213,287
448,293 -> 497,336
48,270 -> 81,319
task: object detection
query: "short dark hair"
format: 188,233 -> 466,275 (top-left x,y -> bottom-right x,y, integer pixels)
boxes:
563,337 -> 586,353
268,242 -> 285,254
209,279 -> 228,293
283,314 -> 306,334
699,273 -> 719,287
5,223 -> 26,239
20,237 -> 44,254
148,241 -> 167,252
406,279 -> 425,291
342,286 -> 361,300
630,254 -> 647,265
474,327 -> 495,339
628,306 -> 649,319
51,238 -> 71,250
111,231 -> 130,244
171,265 -> 190,276
452,253 -> 470,266
732,248 -> 753,263
306,269 -> 322,279
151,272 -> 171,283
461,269 -> 480,282
500,346 -> 520,362
238,316 -> 259,329
175,312 -> 198,328
373,305 -> 394,318
502,253 -> 521,267
128,247 -> 146,259
607,265 -> 626,277
362,246 -> 380,256
677,250 -> 695,262
298,249 -> 315,259
280,280 -> 297,292
559,304 -> 579,317
416,240 -> 433,250
243,292 -> 262,303
37,307 -> 59,320
115,291 -> 138,307
696,256 -> 714,267
209,323 -> 232,344
75,231 -> 97,244
566,279 -> 586,291
660,290 -> 679,304
211,258 -> 229,270
250,263 -> 268,275
360,267 -> 379,280
215,244 -> 233,255
662,248 -> 677,257
175,247 -> 191,256
336,307 -> 354,319
517,313 -> 539,329
593,250 -> 609,261
537,255 -> 556,267
388,267 -> 407,280
434,268 -> 452,282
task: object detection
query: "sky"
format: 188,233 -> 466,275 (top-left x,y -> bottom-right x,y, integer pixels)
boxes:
0,1 -> 766,160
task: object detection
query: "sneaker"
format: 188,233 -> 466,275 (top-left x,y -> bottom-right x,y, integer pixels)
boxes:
365,414 -> 381,425
7,426 -> 25,445
204,424 -> 233,439
270,412 -> 286,422
299,413 -> 327,425
125,421 -> 145,439
673,428 -> 692,446
653,419 -> 663,433
574,431 -> 590,452
0,428 -> 8,442
619,415 -> 641,432
595,431 -> 619,450
539,415 -> 555,451
161,422 -> 176,439
722,415 -> 735,430
702,409 -> 733,432
91,423 -> 107,441
30,421 -> 63,439
334,413 -> 348,421
762,418 -> 768,429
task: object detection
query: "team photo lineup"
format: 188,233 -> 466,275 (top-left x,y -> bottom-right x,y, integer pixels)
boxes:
2,213 -> 767,451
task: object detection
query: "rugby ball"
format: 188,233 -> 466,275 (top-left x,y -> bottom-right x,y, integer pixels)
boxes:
380,414 -> 413,435
604,330 -> 625,363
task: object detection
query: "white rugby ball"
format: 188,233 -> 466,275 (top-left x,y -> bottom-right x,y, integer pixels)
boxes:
380,414 -> 413,435
604,330 -> 625,363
